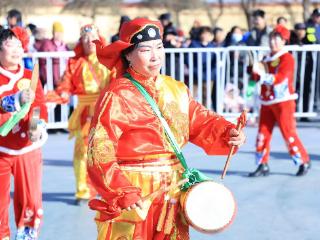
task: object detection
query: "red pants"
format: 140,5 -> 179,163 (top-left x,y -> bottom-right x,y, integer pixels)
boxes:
256,101 -> 309,165
0,149 -> 43,239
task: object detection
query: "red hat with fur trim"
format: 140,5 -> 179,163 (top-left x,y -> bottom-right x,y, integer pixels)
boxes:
11,26 -> 29,52
272,24 -> 290,41
94,18 -> 163,77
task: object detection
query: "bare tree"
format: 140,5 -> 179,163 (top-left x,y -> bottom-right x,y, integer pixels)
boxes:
144,0 -> 205,27
205,0 -> 224,27
240,0 -> 258,29
61,0 -> 123,20
282,2 -> 296,27
0,0 -> 52,21
302,0 -> 311,22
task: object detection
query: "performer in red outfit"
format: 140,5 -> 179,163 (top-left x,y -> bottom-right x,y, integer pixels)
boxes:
87,18 -> 246,239
248,25 -> 310,177
46,24 -> 111,204
0,29 -> 48,240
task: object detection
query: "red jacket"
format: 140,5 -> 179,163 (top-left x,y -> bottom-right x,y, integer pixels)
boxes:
0,65 -> 48,155
251,50 -> 298,105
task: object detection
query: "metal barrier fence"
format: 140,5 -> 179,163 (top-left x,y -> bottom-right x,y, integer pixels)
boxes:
24,45 -> 320,128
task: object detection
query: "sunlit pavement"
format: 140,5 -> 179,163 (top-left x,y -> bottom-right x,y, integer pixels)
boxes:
9,122 -> 320,240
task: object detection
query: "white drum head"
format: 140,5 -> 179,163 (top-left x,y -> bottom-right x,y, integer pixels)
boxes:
184,181 -> 236,233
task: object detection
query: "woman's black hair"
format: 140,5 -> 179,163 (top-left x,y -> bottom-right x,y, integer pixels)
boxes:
7,9 -> 22,26
224,26 -> 241,47
121,44 -> 137,69
269,31 -> 289,45
0,29 -> 16,50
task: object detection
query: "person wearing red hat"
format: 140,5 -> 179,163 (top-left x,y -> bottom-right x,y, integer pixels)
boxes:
87,18 -> 246,239
46,24 -> 111,205
248,25 -> 310,177
0,29 -> 48,240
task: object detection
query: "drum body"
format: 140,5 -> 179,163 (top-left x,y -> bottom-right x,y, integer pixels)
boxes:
180,181 -> 236,233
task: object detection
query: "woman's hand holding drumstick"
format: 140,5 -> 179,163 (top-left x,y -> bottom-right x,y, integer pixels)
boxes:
221,110 -> 247,179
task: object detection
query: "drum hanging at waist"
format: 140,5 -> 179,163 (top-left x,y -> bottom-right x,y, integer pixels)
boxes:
180,180 -> 237,234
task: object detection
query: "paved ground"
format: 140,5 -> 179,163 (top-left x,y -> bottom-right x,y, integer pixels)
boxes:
9,122 -> 320,240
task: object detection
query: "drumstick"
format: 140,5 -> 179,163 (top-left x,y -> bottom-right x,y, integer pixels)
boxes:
122,178 -> 188,212
142,178 -> 188,202
221,110 -> 247,179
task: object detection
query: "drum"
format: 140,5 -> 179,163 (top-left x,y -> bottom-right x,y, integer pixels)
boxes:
180,181 -> 237,233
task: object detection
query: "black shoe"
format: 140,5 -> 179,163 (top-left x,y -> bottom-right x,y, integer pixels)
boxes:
300,117 -> 311,122
296,162 -> 311,176
248,164 -> 270,177
47,129 -> 59,134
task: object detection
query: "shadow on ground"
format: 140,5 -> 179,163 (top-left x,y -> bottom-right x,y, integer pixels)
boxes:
43,159 -> 73,167
240,150 -> 320,161
42,192 -> 76,205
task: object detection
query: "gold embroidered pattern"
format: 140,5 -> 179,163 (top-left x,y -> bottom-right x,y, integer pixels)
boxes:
82,54 -> 109,94
88,123 -> 115,167
162,101 -> 189,146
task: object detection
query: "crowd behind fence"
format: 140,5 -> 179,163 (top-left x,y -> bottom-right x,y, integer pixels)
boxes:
24,45 -> 320,129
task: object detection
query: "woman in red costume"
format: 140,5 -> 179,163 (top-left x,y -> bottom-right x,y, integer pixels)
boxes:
248,25 -> 310,177
0,28 -> 47,240
47,24 -> 111,204
87,18 -> 246,239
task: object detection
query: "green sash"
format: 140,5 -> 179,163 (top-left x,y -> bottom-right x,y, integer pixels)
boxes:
0,103 -> 31,137
124,73 -> 211,191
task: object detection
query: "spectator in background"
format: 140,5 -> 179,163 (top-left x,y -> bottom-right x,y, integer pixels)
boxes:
36,21 -> 69,88
305,8 -> 320,43
26,23 -> 37,52
305,8 -> 320,119
162,25 -> 185,80
36,21 -> 69,130
189,19 -> 201,41
5,9 -> 33,69
290,23 -> 314,122
277,16 -> 288,27
159,12 -> 178,46
111,15 -> 130,43
33,27 -> 46,49
224,26 -> 246,101
290,23 -> 307,45
6,9 -> 22,28
224,83 -> 245,113
159,12 -> 172,30
245,9 -> 273,46
212,27 -> 225,47
224,26 -> 243,47
290,23 -> 313,121
188,26 -> 216,106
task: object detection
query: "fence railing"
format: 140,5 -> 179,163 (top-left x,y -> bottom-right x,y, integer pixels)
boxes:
24,45 -> 320,128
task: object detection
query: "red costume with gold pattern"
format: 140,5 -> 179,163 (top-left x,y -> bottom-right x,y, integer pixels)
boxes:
51,26 -> 111,200
87,18 -> 236,239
